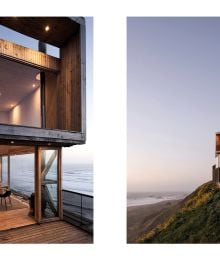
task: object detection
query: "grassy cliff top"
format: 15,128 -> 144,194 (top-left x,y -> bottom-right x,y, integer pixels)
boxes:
139,181 -> 220,243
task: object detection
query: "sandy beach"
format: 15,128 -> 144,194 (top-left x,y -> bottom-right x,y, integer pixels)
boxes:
127,199 -> 182,243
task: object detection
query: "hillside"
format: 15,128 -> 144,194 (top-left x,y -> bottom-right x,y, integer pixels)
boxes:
139,181 -> 220,243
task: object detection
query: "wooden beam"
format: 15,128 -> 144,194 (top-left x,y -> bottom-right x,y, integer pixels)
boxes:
0,124 -> 85,145
41,150 -> 57,179
0,39 -> 60,72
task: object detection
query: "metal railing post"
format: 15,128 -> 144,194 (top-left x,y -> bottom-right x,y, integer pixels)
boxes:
81,194 -> 83,225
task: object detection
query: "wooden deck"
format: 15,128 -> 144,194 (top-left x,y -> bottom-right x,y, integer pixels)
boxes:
0,194 -> 92,244
0,195 -> 36,231
0,221 -> 93,243
0,208 -> 36,231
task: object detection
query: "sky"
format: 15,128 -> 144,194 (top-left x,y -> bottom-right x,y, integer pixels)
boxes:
0,17 -> 93,165
127,17 -> 220,193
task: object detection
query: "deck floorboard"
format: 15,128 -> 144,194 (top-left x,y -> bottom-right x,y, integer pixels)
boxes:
0,208 -> 36,231
0,221 -> 93,244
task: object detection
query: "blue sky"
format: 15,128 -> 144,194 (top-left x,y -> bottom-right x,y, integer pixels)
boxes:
128,17 -> 220,192
0,17 -> 93,164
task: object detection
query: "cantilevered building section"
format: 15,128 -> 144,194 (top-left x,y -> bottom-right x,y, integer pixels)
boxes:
0,17 -> 86,145
0,17 -> 90,232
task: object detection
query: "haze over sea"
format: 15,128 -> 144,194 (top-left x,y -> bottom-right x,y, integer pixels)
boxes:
2,156 -> 93,197
127,191 -> 188,207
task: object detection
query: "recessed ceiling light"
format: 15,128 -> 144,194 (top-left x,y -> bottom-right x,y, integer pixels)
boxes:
45,25 -> 50,32
36,73 -> 40,81
10,104 -> 14,108
10,141 -> 14,144
32,84 -> 36,88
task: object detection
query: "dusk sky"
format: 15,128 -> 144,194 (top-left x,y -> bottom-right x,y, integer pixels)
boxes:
128,17 -> 220,192
0,17 -> 93,164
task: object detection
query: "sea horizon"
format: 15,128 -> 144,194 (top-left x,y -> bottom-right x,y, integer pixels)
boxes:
127,190 -> 188,207
2,160 -> 93,197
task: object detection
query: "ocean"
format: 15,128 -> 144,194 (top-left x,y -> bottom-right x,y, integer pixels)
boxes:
127,191 -> 188,207
2,156 -> 93,197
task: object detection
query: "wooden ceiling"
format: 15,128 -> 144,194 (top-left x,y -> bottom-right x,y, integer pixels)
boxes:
0,145 -> 34,156
0,17 -> 79,47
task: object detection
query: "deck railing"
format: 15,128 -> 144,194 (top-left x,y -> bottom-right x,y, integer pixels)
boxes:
62,189 -> 93,233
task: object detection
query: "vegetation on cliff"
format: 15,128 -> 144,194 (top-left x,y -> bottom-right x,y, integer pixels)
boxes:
139,181 -> 220,243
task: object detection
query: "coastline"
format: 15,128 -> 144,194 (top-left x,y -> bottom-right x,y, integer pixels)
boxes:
127,199 -> 182,243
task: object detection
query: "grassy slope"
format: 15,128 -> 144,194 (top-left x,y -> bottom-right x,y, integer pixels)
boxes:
139,181 -> 220,243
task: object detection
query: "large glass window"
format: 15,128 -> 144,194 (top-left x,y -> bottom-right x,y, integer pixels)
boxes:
0,58 -> 41,128
41,149 -> 59,219
2,156 -> 8,186
10,154 -> 34,196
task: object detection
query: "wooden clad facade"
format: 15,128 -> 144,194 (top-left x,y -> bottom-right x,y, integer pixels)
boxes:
0,39 -> 60,72
216,134 -> 220,154
58,32 -> 81,131
44,31 -> 82,132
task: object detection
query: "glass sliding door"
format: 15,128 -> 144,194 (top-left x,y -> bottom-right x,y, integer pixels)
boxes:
41,148 -> 58,219
2,156 -> 10,188
35,147 -> 62,223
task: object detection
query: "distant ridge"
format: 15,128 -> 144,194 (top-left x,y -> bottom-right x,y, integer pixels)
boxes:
139,181 -> 220,243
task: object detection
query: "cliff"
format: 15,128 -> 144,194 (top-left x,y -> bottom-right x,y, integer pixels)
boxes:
139,181 -> 220,243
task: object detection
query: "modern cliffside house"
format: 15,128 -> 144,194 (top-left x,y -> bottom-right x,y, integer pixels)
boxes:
213,133 -> 220,184
0,17 -> 92,243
